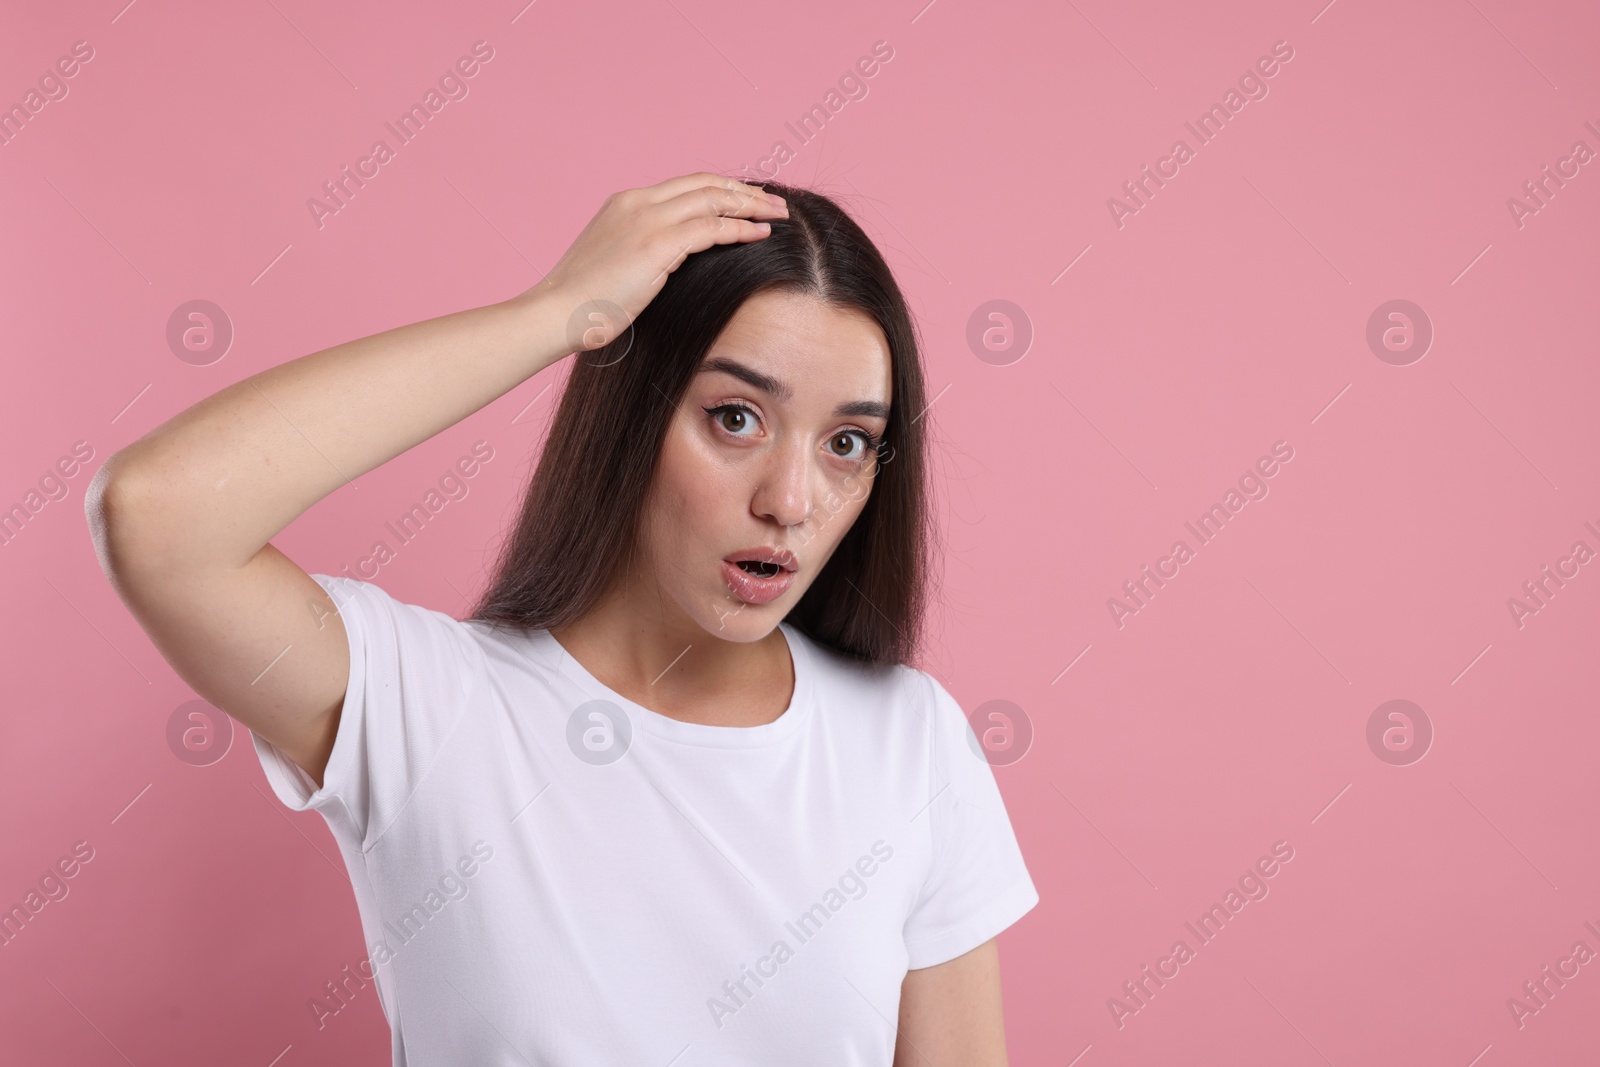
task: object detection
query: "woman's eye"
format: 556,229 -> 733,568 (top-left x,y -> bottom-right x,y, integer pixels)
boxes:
707,404 -> 761,437
829,431 -> 872,461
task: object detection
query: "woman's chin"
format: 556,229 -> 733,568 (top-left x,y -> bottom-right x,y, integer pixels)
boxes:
701,602 -> 779,642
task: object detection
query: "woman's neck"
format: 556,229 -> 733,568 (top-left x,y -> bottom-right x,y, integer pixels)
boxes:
548,590 -> 793,728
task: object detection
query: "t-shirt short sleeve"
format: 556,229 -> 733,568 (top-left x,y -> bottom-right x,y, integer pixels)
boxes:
250,573 -> 481,851
902,671 -> 1040,970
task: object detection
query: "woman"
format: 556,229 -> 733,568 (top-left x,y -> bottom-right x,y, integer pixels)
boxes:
88,172 -> 1038,1065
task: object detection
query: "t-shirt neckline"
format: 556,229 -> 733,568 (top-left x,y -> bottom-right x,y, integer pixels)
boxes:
536,621 -> 817,749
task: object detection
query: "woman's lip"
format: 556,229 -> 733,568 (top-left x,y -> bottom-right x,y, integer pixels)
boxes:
720,559 -> 795,605
724,546 -> 798,571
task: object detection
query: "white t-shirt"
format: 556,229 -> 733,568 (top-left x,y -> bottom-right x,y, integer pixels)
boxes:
252,573 -> 1039,1066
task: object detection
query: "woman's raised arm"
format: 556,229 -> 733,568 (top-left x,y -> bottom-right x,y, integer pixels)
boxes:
85,174 -> 786,786
86,290 -> 577,784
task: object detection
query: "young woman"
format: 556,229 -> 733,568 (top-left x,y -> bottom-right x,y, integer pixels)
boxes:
88,172 -> 1038,1065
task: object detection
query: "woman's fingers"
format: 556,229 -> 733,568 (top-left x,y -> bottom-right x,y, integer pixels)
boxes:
637,171 -> 778,209
640,222 -> 758,293
637,176 -> 789,259
654,183 -> 788,227
657,210 -> 774,262
532,172 -> 787,339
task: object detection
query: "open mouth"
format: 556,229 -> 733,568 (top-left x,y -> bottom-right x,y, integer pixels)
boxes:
721,555 -> 795,605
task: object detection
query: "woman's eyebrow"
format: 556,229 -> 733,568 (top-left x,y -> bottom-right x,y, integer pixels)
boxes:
699,356 -> 890,420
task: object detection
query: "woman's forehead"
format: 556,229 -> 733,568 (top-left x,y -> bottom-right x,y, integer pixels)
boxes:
699,292 -> 892,409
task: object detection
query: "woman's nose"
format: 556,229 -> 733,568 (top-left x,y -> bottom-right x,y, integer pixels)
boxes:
751,442 -> 815,529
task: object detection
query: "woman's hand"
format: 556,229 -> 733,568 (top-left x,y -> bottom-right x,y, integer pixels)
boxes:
527,172 -> 789,352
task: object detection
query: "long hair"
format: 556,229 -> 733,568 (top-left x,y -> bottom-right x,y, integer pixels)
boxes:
466,177 -> 935,665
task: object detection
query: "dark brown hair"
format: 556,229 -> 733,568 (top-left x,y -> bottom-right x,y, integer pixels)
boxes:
467,178 -> 935,665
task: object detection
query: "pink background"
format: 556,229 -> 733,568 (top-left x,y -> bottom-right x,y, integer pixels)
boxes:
3,0 -> 1598,1063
